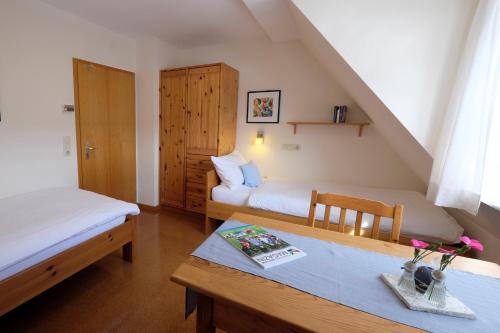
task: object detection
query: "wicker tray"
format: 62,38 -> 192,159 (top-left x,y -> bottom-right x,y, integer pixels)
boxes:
381,273 -> 475,320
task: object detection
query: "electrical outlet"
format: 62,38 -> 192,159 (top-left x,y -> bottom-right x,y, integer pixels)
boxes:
282,144 -> 301,151
63,136 -> 71,156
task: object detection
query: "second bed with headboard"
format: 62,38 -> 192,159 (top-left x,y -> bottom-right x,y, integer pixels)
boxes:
205,170 -> 464,245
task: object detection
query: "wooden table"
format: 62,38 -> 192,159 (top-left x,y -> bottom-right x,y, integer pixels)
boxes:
171,213 -> 500,333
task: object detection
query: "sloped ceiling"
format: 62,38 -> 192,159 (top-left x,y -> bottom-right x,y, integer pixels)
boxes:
291,0 -> 476,157
243,0 -> 432,182
244,0 -> 477,184
289,3 -> 433,183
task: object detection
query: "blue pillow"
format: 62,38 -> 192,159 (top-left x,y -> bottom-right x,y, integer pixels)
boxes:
240,161 -> 262,188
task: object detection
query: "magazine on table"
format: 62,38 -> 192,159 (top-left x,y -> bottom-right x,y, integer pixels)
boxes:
217,224 -> 307,269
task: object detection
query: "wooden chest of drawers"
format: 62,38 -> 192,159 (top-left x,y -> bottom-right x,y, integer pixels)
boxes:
185,154 -> 213,213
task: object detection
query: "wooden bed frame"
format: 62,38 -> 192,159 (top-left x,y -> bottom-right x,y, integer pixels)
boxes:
205,170 -> 413,245
0,215 -> 136,316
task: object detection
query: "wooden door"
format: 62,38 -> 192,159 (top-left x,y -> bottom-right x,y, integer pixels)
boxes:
160,69 -> 187,207
186,66 -> 220,155
74,59 -> 136,202
75,60 -> 110,196
107,69 -> 136,203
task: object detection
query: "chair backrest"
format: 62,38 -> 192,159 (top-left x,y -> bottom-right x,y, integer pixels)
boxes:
307,190 -> 404,243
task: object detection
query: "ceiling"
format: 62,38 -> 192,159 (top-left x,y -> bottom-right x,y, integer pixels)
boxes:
243,0 -> 298,42
41,0 -> 268,48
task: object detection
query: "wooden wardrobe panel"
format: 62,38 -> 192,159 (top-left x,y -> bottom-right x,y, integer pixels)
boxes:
186,66 -> 220,154
159,63 -> 238,212
108,69 -> 136,203
218,64 -> 239,155
160,70 -> 187,208
76,61 -> 110,196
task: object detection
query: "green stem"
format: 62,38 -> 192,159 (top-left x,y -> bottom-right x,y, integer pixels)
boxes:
427,283 -> 434,300
417,251 -> 434,262
413,249 -> 429,263
440,254 -> 458,271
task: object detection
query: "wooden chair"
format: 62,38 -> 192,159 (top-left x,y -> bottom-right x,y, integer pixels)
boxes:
307,190 -> 404,243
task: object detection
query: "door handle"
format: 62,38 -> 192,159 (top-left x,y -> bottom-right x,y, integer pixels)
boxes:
85,143 -> 95,160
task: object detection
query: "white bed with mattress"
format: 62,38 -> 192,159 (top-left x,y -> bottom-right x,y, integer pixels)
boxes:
0,187 -> 140,281
212,180 -> 464,243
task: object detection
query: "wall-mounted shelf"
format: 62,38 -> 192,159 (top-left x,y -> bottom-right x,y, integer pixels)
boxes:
287,121 -> 370,137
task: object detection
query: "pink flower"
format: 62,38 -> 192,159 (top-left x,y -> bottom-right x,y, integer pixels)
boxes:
410,239 -> 429,249
438,247 -> 456,255
460,235 -> 484,252
460,236 -> 471,244
469,240 -> 484,252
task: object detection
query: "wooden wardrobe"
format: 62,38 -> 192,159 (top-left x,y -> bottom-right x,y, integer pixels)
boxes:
159,63 -> 238,213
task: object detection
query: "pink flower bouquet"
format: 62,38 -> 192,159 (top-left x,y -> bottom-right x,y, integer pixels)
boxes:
409,236 -> 484,271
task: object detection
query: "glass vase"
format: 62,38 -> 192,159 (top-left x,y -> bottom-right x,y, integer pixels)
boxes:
398,261 -> 417,295
423,270 -> 447,308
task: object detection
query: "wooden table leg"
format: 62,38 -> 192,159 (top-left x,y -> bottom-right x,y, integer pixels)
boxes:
196,294 -> 215,333
204,216 -> 218,235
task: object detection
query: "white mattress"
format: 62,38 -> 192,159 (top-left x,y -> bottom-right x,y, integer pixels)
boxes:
0,216 -> 125,280
0,187 -> 140,281
212,180 -> 464,243
212,184 -> 252,206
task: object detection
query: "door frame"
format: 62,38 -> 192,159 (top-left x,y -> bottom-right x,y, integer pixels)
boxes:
72,58 -> 135,189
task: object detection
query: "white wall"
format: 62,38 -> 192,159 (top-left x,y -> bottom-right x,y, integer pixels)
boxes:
289,3 -> 433,183
447,205 -> 500,264
292,0 -> 477,157
0,0 -> 136,199
175,40 -> 424,191
136,37 -> 179,206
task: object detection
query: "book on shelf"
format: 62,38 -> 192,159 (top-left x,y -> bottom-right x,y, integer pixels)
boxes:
217,224 -> 307,269
339,105 -> 347,123
333,105 -> 347,123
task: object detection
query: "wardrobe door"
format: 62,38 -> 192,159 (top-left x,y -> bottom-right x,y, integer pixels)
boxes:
75,61 -> 110,196
186,66 -> 220,155
160,69 -> 187,208
108,69 -> 136,203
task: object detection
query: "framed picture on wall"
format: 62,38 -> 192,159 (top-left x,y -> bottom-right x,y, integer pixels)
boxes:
246,90 -> 281,123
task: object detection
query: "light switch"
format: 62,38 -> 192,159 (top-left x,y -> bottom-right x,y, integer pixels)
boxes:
62,104 -> 75,112
63,136 -> 71,156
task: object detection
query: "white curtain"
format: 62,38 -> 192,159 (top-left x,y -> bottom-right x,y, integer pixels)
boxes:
427,0 -> 500,215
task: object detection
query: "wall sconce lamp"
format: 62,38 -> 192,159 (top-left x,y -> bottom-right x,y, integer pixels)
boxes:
255,130 -> 264,145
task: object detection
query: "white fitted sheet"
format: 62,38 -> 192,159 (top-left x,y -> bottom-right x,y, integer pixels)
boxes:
0,216 -> 126,280
213,180 -> 464,243
0,187 -> 140,281
212,184 -> 252,206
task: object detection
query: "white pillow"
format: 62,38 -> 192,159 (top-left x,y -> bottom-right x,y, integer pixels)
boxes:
211,150 -> 247,189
